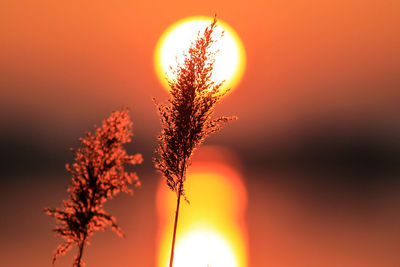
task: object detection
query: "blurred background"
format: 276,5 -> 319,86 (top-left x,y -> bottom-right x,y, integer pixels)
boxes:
0,0 -> 399,266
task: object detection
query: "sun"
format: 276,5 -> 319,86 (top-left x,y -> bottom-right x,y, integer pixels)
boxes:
154,16 -> 246,95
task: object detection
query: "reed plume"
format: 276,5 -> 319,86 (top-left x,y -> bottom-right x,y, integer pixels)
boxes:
154,17 -> 237,267
45,109 -> 142,267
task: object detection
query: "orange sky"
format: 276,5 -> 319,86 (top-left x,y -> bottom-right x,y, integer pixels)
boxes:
1,0 -> 399,141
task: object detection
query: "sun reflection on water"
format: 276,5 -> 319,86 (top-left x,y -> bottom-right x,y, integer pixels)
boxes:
156,146 -> 248,267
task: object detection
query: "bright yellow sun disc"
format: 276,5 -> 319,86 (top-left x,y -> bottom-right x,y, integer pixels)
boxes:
154,16 -> 246,95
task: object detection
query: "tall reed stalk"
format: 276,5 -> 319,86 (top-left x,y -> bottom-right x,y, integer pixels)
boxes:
154,17 -> 237,267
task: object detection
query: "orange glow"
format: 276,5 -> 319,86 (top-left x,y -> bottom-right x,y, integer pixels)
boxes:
173,229 -> 237,267
156,147 -> 247,267
154,16 -> 246,95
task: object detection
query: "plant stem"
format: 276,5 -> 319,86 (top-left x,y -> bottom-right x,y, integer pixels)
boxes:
169,181 -> 183,267
75,231 -> 87,267
76,242 -> 85,267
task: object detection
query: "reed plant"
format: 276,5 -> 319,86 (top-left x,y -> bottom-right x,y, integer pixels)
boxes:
154,17 -> 237,267
45,109 -> 142,267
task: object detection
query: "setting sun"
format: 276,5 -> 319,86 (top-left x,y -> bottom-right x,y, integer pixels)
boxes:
154,16 -> 246,95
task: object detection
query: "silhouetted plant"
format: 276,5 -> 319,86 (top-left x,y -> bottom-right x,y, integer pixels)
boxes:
45,109 -> 143,267
154,17 -> 237,267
